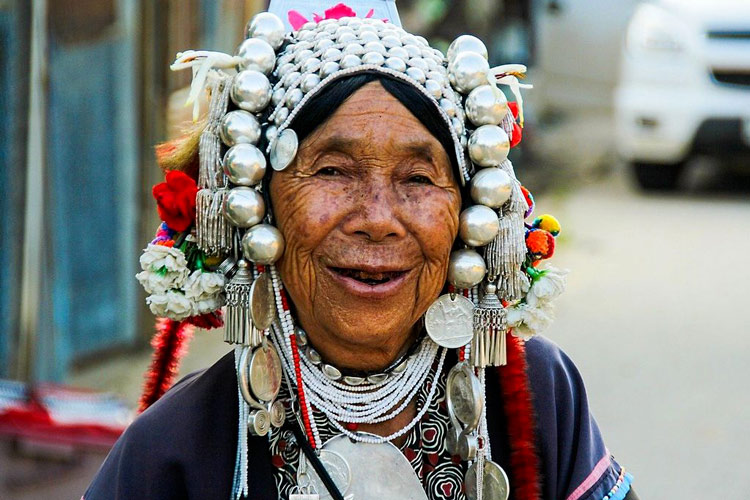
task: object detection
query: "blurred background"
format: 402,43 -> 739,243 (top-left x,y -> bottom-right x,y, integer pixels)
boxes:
1,0 -> 749,498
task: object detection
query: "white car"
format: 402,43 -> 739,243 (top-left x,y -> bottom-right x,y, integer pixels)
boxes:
615,0 -> 750,190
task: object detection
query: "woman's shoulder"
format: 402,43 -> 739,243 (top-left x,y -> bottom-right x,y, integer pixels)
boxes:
84,351 -> 241,499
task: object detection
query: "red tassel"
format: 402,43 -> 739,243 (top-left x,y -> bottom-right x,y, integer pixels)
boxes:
496,335 -> 542,500
138,318 -> 195,413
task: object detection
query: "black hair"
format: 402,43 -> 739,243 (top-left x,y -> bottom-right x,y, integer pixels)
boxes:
287,72 -> 459,172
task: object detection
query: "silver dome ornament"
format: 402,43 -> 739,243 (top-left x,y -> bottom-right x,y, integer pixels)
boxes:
323,47 -> 343,62
406,67 -> 426,84
340,54 -> 362,70
245,12 -> 285,50
270,128 -> 298,171
265,124 -> 278,144
388,46 -> 409,60
320,61 -> 341,79
294,49 -> 314,65
362,51 -> 385,66
384,57 -> 407,72
220,110 -> 261,147
342,43 -> 365,56
223,187 -> 266,228
404,44 -> 422,58
470,167 -> 513,208
448,52 -> 490,94
364,41 -> 387,55
236,38 -> 276,75
283,71 -> 301,87
448,249 -> 487,289
300,73 -> 321,93
271,87 -> 285,106
274,107 -> 289,127
424,79 -> 443,99
381,35 -> 402,48
440,98 -> 457,118
468,125 -> 511,167
459,205 -> 500,247
231,70 -> 272,113
359,30 -> 379,44
285,88 -> 304,108
242,224 -> 285,265
314,38 -> 334,52
223,144 -> 267,186
302,57 -> 321,73
466,85 -> 509,127
447,34 -> 488,63
337,32 -> 357,44
408,57 -> 429,71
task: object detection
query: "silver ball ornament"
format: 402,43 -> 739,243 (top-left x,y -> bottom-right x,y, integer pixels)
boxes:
384,57 -> 407,72
236,38 -> 276,75
447,35 -> 488,63
362,51 -> 385,66
448,52 -> 490,94
242,224 -> 285,264
300,73 -> 321,93
340,54 -> 362,69
231,70 -> 272,113
223,144 -> 267,186
320,61 -> 341,79
220,110 -> 261,147
470,167 -> 513,208
406,67 -> 426,84
223,187 -> 266,228
465,85 -> 509,126
459,205 -> 499,247
246,12 -> 286,50
448,249 -> 487,289
468,125 -> 510,167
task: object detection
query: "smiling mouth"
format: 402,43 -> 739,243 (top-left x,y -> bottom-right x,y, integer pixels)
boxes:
330,267 -> 407,286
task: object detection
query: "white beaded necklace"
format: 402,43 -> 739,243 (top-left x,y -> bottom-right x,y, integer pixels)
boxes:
268,265 -> 446,445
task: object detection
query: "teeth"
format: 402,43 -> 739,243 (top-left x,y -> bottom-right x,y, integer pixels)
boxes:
335,268 -> 401,284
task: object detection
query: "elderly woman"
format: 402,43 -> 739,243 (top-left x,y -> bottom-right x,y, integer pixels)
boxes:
86,6 -> 637,500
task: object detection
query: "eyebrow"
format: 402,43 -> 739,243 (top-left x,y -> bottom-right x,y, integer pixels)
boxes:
307,136 -> 442,161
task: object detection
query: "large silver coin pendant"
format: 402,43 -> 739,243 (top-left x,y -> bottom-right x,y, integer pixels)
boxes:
465,460 -> 510,500
446,361 -> 483,430
298,450 -> 351,500
250,273 -> 276,330
248,344 -> 282,402
425,294 -> 474,348
298,433 -> 429,500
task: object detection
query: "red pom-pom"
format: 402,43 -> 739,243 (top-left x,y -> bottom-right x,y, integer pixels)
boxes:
508,102 -> 520,119
511,121 -> 523,148
152,171 -> 198,232
187,310 -> 224,330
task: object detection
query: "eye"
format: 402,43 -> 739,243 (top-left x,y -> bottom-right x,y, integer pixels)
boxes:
315,167 -> 342,177
408,175 -> 434,185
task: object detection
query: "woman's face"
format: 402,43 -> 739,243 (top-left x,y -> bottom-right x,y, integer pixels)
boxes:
270,81 -> 461,369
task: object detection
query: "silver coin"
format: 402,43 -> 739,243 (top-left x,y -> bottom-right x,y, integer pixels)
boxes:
270,128 -> 299,171
298,450 -> 351,499
424,294 -> 474,348
248,344 -> 282,402
465,460 -> 510,500
250,273 -> 275,330
446,361 -> 483,431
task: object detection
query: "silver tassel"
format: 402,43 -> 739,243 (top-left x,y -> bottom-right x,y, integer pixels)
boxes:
195,74 -> 233,255
484,209 -> 528,301
471,283 -> 507,367
224,259 -> 255,345
498,159 -> 528,216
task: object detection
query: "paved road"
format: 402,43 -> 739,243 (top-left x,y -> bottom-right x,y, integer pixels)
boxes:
541,168 -> 750,500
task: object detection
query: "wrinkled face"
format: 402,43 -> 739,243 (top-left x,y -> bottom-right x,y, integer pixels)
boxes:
270,81 -> 461,369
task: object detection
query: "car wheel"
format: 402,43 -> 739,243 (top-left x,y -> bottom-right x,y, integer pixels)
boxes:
632,161 -> 685,191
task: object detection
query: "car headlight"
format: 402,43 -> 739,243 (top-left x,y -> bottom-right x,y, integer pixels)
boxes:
626,4 -> 689,54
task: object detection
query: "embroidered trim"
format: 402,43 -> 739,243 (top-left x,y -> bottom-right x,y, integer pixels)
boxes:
565,452 -> 611,500
603,469 -> 633,500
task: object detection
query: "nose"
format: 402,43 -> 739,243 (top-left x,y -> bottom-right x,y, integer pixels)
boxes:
340,180 -> 407,242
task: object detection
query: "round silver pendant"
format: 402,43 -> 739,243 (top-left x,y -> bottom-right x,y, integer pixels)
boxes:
465,459 -> 510,500
270,128 -> 298,171
298,449 -> 352,500
424,294 -> 474,348
299,433 -> 429,500
270,400 -> 286,428
446,361 -> 483,431
248,344 -> 282,402
248,408 -> 271,436
250,273 -> 275,330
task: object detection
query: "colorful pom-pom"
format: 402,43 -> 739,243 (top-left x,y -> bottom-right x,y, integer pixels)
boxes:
525,228 -> 555,260
521,186 -> 534,219
532,214 -> 561,237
